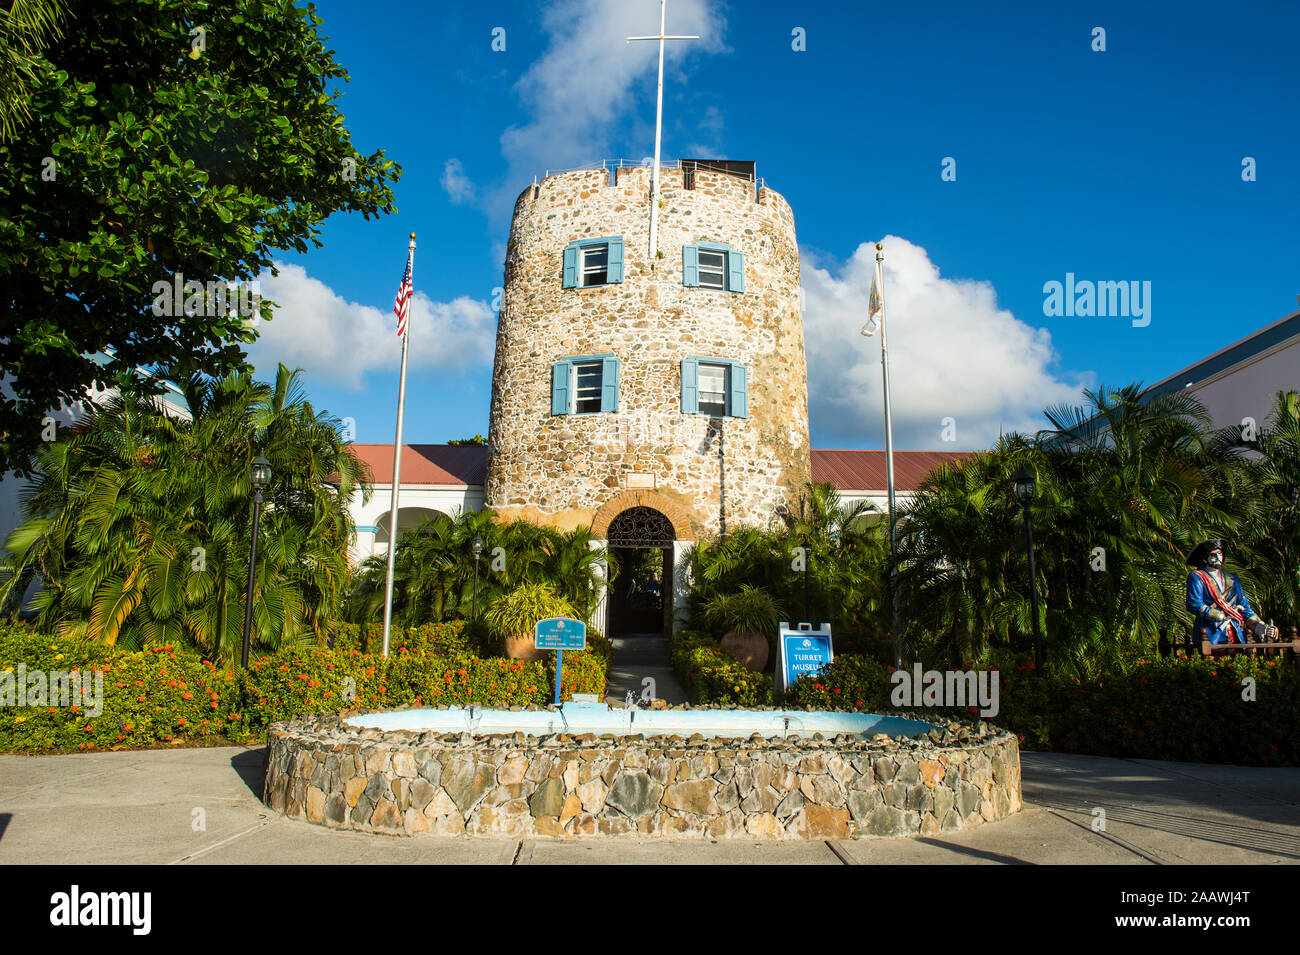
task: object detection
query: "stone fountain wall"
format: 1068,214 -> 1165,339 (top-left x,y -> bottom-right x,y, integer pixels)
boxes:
263,713 -> 1022,839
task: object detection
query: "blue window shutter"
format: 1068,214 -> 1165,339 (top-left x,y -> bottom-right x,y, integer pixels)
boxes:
562,246 -> 578,288
730,363 -> 748,418
728,249 -> 745,292
682,245 -> 699,287
601,357 -> 620,412
551,362 -> 570,414
680,359 -> 698,414
607,238 -> 624,283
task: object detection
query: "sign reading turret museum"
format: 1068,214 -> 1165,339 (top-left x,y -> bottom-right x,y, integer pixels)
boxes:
776,622 -> 833,695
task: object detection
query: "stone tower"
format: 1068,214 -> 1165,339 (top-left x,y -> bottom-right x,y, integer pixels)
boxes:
484,162 -> 811,545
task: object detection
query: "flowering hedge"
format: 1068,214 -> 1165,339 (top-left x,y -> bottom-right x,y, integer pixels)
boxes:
329,621 -> 478,656
670,630 -> 773,706
0,629 -> 242,752
0,623 -> 607,753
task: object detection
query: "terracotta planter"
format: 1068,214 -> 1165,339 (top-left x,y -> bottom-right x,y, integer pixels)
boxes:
505,632 -> 543,662
721,629 -> 769,672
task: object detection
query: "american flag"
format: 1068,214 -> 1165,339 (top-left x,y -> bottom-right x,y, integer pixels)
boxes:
394,254 -> 413,338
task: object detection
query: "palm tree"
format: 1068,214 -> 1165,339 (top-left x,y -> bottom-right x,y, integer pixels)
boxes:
0,0 -> 69,142
343,511 -> 610,629
1034,384 -> 1240,672
1232,390 -> 1300,625
1,365 -> 369,660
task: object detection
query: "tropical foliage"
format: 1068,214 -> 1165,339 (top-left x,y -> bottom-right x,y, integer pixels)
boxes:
0,365 -> 368,661
343,510 -> 610,631
681,385 -> 1299,681
686,481 -> 886,637
896,385 -> 1298,676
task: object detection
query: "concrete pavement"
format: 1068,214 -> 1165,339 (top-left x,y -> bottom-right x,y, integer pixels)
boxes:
602,634 -> 688,706
1,745 -> 1296,864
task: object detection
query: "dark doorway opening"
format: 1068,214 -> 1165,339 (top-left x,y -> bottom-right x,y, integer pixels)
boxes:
605,507 -> 675,639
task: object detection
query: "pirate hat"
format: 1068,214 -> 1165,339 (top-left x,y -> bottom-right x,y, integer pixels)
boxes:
1187,538 -> 1228,567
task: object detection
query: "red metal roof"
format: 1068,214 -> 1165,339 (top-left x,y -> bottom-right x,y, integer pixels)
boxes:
349,444 -> 970,493
350,444 -> 489,486
811,449 -> 974,492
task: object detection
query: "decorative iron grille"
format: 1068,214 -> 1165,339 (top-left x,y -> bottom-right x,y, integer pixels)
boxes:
606,506 -> 675,548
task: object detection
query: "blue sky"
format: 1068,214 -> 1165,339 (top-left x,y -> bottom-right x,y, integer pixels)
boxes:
247,0 -> 1300,451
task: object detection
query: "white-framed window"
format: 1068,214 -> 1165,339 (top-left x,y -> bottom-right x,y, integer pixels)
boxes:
562,237 -> 624,288
697,362 -> 728,415
680,357 -> 747,419
697,249 -> 726,290
682,242 -> 744,292
581,245 -> 608,287
551,355 -> 621,415
573,361 -> 604,413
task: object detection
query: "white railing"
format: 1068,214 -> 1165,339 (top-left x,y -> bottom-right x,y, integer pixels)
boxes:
536,159 -> 767,198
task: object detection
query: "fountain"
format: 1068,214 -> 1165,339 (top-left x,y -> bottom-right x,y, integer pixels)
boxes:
263,701 -> 1022,839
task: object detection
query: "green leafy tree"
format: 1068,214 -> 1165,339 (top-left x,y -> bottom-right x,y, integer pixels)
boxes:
0,364 -> 370,660
0,0 -> 400,474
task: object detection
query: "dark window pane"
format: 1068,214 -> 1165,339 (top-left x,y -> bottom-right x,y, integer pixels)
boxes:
575,362 -> 603,412
698,250 -> 726,289
698,364 -> 727,415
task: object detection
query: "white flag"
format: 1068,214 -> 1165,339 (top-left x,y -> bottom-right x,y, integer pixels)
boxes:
862,261 -> 884,337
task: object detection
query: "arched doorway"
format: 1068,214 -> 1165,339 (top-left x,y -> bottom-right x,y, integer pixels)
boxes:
606,506 -> 675,638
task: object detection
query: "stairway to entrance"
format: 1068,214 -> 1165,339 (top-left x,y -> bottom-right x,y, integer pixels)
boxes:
602,633 -> 688,706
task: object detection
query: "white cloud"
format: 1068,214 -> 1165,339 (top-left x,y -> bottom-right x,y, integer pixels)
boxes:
491,0 -> 726,211
246,263 -> 495,389
801,236 -> 1091,449
441,158 -> 477,204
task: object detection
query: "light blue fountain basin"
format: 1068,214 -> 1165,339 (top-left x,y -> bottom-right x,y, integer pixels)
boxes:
344,702 -> 936,739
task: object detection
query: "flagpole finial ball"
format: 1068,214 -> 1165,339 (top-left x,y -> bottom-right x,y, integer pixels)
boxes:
410,232 -> 416,239
875,243 -> 883,251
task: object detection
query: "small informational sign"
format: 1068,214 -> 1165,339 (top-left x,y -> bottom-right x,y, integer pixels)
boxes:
625,471 -> 656,489
535,617 -> 587,650
776,622 -> 833,695
535,617 -> 588,705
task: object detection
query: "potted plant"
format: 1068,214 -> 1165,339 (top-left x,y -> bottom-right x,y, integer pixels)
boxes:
703,585 -> 780,672
484,582 -> 577,662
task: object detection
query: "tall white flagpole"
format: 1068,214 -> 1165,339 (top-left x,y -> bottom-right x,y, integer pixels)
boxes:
627,0 -> 698,262
381,233 -> 416,659
874,243 -> 901,669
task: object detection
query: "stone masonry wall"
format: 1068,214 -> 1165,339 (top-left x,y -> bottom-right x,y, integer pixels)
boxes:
484,165 -> 812,537
263,713 -> 1022,839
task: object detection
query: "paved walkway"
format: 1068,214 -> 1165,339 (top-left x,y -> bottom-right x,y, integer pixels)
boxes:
1,747 -> 1295,864
602,634 -> 688,706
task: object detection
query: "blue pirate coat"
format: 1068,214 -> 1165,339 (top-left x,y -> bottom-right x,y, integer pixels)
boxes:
1186,569 -> 1257,644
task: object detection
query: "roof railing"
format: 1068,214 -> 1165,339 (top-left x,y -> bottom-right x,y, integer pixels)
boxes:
536,159 -> 767,199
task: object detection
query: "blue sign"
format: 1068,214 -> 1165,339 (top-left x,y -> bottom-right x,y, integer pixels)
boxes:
535,617 -> 587,650
776,622 -> 833,694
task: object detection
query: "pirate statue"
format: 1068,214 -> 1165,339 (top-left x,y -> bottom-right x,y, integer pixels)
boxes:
1185,539 -> 1278,645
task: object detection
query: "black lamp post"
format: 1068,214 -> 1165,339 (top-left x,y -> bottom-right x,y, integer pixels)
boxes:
471,535 -> 484,620
1013,469 -> 1045,676
799,534 -> 812,624
241,455 -> 272,669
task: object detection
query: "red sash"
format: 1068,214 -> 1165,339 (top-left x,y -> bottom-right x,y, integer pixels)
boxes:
1195,570 -> 1245,641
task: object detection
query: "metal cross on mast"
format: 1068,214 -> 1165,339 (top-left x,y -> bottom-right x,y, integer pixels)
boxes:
627,0 -> 698,262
